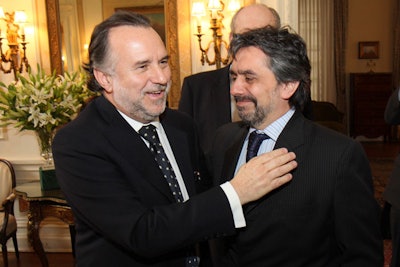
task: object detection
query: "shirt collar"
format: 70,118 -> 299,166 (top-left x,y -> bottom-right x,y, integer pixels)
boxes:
249,108 -> 295,142
117,110 -> 160,132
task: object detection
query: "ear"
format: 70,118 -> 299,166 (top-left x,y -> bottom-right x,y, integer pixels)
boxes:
281,81 -> 300,100
93,69 -> 113,93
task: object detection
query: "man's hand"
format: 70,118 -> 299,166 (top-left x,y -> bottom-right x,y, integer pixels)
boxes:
230,148 -> 297,205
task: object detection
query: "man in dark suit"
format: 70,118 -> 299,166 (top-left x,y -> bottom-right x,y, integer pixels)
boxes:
383,86 -> 400,267
207,26 -> 383,266
52,11 -> 297,267
178,4 -> 282,155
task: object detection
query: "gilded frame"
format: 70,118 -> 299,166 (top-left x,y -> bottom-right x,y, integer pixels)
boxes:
358,41 -> 379,59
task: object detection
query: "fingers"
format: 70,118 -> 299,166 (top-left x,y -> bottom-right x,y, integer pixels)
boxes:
248,147 -> 296,166
231,148 -> 297,205
246,148 -> 297,178
248,147 -> 290,163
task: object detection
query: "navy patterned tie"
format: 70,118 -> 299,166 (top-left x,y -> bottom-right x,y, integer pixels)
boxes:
139,125 -> 184,203
246,131 -> 269,162
139,125 -> 199,266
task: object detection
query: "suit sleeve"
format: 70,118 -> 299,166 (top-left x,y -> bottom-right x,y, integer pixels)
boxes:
334,141 -> 383,265
384,87 -> 400,125
178,77 -> 194,116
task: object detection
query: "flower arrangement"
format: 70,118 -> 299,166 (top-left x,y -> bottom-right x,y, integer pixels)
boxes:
0,65 -> 97,162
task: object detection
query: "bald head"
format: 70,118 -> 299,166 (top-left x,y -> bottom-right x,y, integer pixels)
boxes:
230,4 -> 281,35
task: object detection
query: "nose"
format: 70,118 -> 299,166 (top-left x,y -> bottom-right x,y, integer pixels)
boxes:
230,76 -> 245,96
151,65 -> 171,85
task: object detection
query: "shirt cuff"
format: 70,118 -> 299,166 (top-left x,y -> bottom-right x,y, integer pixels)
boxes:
220,181 -> 246,228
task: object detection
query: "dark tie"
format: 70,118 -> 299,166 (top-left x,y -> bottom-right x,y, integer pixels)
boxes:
246,131 -> 269,162
139,125 -> 199,266
139,125 -> 184,203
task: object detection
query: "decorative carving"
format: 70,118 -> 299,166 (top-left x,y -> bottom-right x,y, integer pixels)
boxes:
165,0 -> 180,109
45,0 -> 63,75
15,182 -> 74,267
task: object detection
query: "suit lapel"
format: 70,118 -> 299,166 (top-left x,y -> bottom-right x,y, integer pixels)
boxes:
246,111 -> 307,214
274,111 -> 307,165
95,97 -> 176,202
221,123 -> 248,181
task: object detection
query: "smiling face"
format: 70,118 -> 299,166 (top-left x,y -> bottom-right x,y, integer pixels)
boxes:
94,25 -> 171,123
230,46 -> 297,129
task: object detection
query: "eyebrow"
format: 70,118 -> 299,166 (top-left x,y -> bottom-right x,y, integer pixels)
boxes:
133,55 -> 170,67
230,69 -> 257,76
160,55 -> 170,62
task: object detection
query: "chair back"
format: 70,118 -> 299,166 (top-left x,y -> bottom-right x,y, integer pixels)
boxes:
0,159 -> 16,211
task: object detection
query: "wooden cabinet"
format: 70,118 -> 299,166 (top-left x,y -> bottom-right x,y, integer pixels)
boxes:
350,73 -> 393,140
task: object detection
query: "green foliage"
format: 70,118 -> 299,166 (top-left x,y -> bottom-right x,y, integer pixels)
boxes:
0,64 -> 97,134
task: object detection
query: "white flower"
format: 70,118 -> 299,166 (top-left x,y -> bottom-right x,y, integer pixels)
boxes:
0,64 -> 98,134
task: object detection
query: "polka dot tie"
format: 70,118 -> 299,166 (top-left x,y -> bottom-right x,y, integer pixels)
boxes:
246,131 -> 269,162
139,125 -> 184,203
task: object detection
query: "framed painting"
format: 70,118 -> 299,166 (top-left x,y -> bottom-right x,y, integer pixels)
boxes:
358,41 -> 379,59
115,6 -> 166,43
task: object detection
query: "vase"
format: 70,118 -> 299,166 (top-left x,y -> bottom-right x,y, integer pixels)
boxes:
36,129 -> 59,190
35,129 -> 55,167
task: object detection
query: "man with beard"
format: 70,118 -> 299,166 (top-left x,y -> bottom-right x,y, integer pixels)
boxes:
52,11 -> 297,267
207,26 -> 383,266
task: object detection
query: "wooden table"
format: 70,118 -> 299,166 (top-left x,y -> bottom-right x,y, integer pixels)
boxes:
14,181 -> 75,267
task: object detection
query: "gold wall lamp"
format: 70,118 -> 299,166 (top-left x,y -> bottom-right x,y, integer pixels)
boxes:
192,0 -> 241,69
0,7 -> 30,81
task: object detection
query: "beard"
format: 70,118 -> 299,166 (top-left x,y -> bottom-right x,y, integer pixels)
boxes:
235,95 -> 269,128
129,96 -> 167,122
116,83 -> 170,123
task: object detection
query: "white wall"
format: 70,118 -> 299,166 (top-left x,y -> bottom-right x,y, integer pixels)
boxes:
0,0 -> 46,164
346,0 -> 393,73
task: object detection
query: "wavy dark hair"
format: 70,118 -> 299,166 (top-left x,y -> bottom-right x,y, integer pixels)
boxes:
83,11 -> 151,92
230,26 -> 311,112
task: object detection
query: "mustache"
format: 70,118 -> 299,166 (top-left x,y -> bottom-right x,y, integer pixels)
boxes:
234,95 -> 257,103
148,83 -> 169,92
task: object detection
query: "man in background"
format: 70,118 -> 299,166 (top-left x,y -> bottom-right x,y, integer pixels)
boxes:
178,4 -> 283,155
179,4 -> 313,156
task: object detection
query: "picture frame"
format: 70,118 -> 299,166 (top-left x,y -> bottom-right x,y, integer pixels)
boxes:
358,41 -> 379,59
114,6 -> 166,43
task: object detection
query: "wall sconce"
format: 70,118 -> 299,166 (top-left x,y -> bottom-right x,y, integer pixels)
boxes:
0,7 -> 30,81
192,0 -> 241,69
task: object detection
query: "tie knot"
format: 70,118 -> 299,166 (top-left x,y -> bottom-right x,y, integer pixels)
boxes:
246,131 -> 269,162
139,124 -> 160,145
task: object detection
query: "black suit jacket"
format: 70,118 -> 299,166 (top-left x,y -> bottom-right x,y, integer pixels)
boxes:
179,66 -> 231,155
53,96 -> 236,267
208,111 -> 383,266
383,87 -> 400,208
